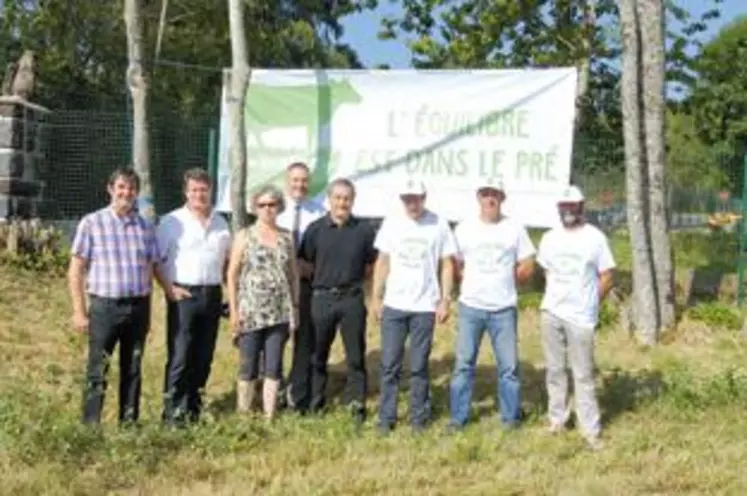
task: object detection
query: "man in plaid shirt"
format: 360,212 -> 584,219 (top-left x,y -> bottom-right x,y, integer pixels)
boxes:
68,167 -> 172,425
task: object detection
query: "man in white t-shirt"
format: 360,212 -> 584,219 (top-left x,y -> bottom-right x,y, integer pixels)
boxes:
536,185 -> 615,450
448,177 -> 535,431
371,179 -> 458,434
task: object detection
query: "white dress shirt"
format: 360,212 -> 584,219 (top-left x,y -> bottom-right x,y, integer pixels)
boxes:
156,206 -> 232,286
276,196 -> 326,245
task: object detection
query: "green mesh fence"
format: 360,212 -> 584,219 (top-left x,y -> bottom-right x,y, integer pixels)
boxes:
37,110 -> 217,220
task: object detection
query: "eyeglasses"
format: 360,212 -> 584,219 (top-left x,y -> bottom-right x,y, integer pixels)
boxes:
256,202 -> 278,209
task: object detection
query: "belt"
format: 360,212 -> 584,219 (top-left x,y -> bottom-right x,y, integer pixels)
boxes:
90,294 -> 149,304
174,283 -> 222,290
312,284 -> 362,296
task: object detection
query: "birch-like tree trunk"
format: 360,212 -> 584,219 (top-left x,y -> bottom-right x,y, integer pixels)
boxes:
574,0 -> 596,130
638,0 -> 676,329
619,0 -> 659,344
124,0 -> 153,220
227,0 -> 250,230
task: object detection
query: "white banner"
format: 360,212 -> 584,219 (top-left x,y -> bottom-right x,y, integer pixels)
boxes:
216,68 -> 577,227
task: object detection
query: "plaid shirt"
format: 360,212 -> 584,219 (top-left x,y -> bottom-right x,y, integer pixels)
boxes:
71,207 -> 160,298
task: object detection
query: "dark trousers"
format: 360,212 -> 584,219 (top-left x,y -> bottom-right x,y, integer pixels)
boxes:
288,280 -> 315,411
238,324 -> 290,380
162,285 -> 222,424
82,295 -> 151,425
310,288 -> 367,414
378,306 -> 436,428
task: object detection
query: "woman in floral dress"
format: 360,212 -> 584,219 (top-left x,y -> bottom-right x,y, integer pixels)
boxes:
226,185 -> 299,419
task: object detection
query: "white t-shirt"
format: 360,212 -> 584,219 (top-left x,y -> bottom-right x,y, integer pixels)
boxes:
537,223 -> 616,329
374,210 -> 458,312
455,217 -> 536,312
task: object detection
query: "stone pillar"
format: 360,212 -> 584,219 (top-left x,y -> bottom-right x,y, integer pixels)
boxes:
0,95 -> 50,219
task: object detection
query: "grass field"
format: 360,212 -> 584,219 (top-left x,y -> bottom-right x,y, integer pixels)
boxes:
1,232 -> 747,495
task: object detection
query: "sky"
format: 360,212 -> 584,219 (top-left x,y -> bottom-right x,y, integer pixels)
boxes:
340,0 -> 747,69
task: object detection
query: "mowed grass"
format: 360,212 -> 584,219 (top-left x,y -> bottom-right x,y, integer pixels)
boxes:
1,231 -> 747,495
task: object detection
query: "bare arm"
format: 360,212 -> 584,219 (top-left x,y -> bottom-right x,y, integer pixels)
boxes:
372,253 -> 390,302
440,256 -> 455,303
226,230 -> 247,319
515,257 -> 536,286
68,256 -> 88,317
453,259 -> 464,284
598,269 -> 614,300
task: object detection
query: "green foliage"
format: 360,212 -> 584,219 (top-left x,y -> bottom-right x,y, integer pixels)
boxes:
666,110 -> 728,191
0,1 -> 373,114
0,220 -> 69,275
685,302 -> 742,330
686,15 -> 747,192
597,299 -> 619,330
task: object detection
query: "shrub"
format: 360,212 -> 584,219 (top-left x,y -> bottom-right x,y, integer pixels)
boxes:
685,301 -> 742,330
0,219 -> 69,275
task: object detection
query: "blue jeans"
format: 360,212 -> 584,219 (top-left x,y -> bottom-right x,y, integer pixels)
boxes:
449,303 -> 521,426
378,306 -> 436,428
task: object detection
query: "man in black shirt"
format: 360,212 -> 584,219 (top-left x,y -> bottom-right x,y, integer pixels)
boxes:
299,178 -> 377,426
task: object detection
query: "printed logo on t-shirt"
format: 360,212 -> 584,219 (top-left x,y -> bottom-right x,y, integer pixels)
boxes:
472,243 -> 512,273
396,237 -> 429,269
553,252 -> 584,280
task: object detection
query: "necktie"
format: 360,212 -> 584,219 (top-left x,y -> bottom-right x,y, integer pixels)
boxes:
292,202 -> 302,248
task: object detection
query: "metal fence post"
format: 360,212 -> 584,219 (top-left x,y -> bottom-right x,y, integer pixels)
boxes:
737,154 -> 747,306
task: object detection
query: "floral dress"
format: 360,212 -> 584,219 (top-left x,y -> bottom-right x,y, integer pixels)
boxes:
237,226 -> 294,334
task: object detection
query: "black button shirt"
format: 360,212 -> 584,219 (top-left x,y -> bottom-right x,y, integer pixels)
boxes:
300,214 -> 377,289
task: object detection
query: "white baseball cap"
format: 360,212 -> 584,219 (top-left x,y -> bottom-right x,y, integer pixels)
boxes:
558,185 -> 585,203
399,179 -> 426,196
475,176 -> 505,193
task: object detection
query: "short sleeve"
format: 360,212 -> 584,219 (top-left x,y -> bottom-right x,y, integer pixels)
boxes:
299,221 -> 317,262
373,217 -> 393,254
71,216 -> 93,260
439,220 -> 458,258
155,215 -> 174,264
536,231 -> 550,269
516,225 -> 536,261
596,234 -> 616,272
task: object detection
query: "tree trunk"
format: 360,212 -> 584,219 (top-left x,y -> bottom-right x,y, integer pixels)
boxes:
619,0 -> 659,345
124,0 -> 153,220
574,0 -> 596,130
227,0 -> 250,230
638,0 -> 676,329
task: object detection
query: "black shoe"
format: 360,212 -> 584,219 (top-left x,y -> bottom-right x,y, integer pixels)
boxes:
352,410 -> 366,428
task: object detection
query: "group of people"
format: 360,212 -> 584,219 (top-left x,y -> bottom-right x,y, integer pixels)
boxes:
68,162 -> 615,450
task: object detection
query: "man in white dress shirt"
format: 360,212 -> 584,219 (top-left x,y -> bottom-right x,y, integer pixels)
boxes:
371,179 -> 458,434
276,162 -> 326,413
448,177 -> 535,431
536,185 -> 615,450
156,168 -> 232,426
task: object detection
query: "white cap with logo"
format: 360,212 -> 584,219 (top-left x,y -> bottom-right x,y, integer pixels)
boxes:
558,185 -> 585,203
475,176 -> 505,193
399,178 -> 427,196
